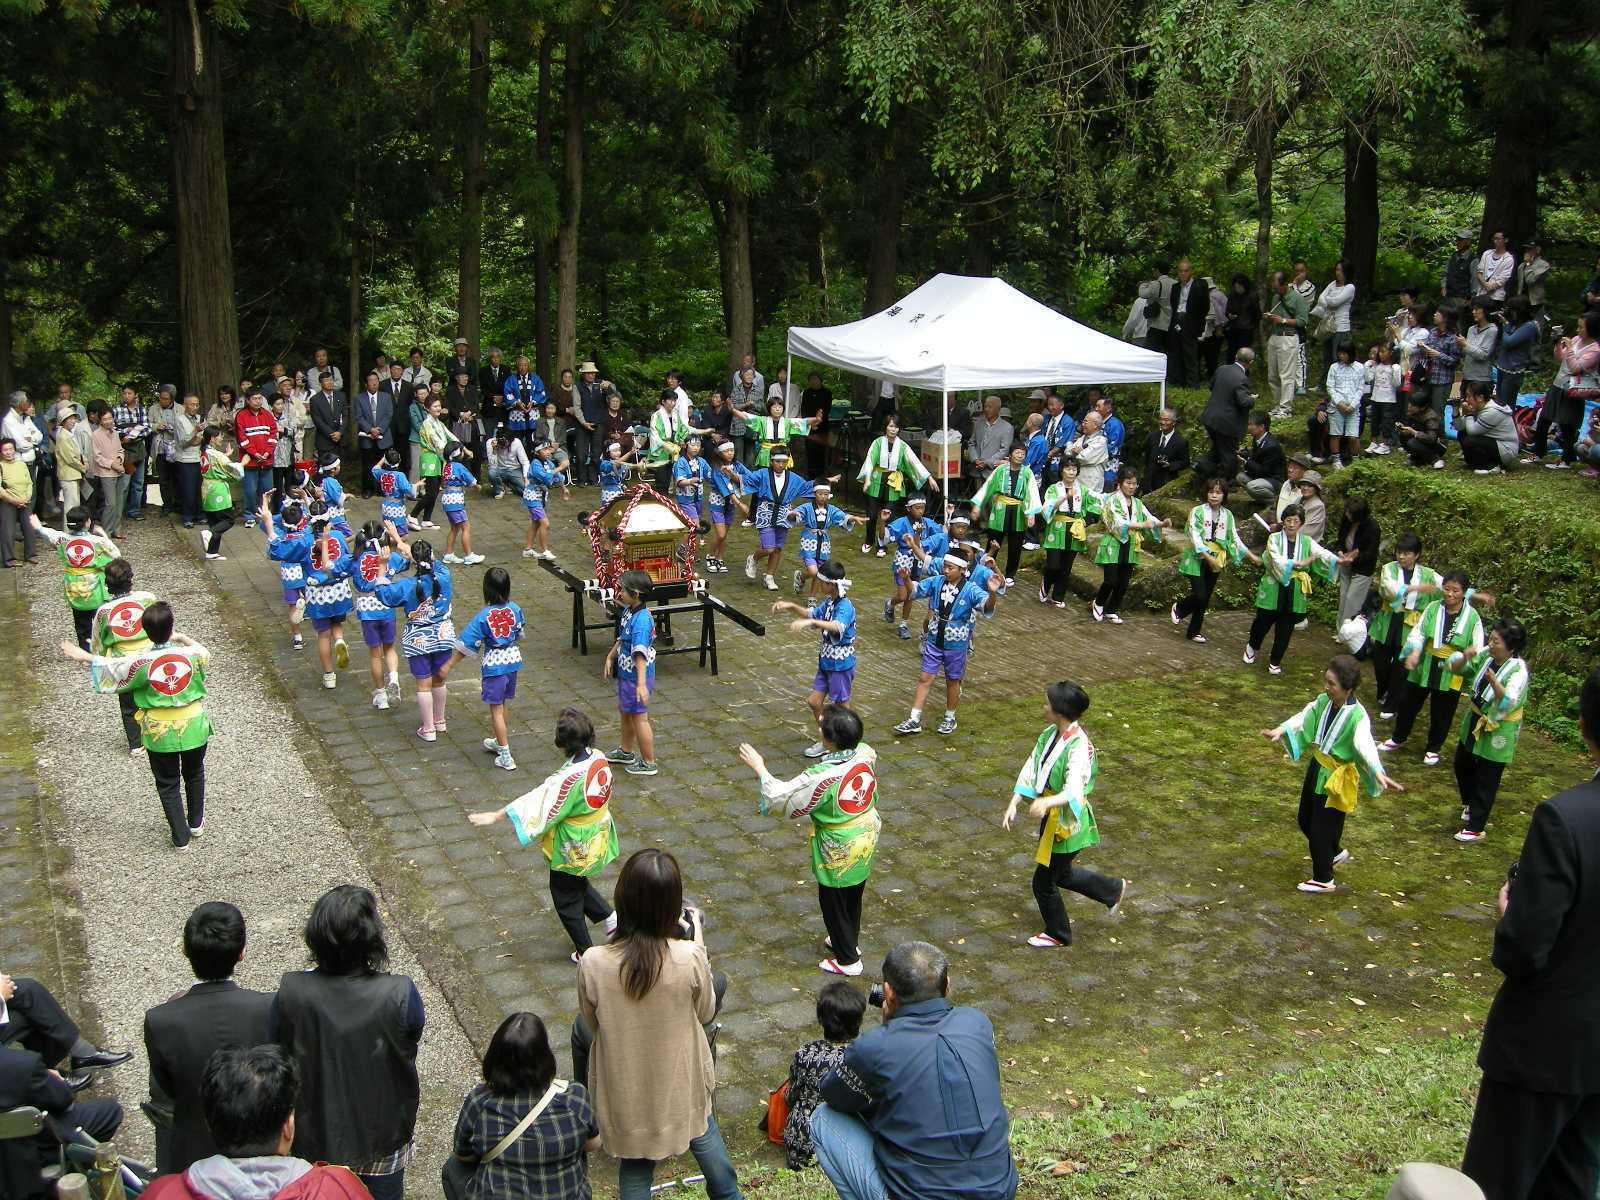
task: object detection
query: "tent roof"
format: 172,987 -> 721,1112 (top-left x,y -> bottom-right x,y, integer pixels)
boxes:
787,273 -> 1168,392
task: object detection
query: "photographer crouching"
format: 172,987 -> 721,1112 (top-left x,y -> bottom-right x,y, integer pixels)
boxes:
811,941 -> 1017,1200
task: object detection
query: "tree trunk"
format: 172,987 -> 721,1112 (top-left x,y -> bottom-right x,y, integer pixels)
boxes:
0,286 -> 13,404
346,238 -> 361,451
716,187 -> 755,374
1480,0 -> 1546,249
555,28 -> 584,385
1341,109 -> 1379,293
598,267 -> 610,343
1250,110 -> 1276,290
456,13 -> 490,355
167,0 -> 240,403
856,137 -> 904,410
533,33 -> 553,380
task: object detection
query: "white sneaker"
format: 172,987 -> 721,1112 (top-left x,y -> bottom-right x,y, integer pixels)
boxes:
803,741 -> 826,758
334,639 -> 349,669
540,550 -> 557,561
422,520 -> 440,528
386,677 -> 401,703
484,737 -> 502,753
463,553 -> 485,565
494,749 -> 517,771
875,548 -> 886,558
1022,541 -> 1039,551
199,527 -> 212,552
322,672 -> 337,689
764,575 -> 778,591
744,554 -> 756,579
522,548 -> 539,558
442,552 -> 463,564
1106,613 -> 1124,624
291,596 -> 306,623
740,518 -> 753,527
372,688 -> 388,710
406,516 -> 422,530
204,553 -> 226,561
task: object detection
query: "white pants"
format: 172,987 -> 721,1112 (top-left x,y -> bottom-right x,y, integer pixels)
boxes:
1267,336 -> 1299,416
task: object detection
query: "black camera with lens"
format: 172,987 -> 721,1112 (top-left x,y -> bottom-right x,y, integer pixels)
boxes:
867,984 -> 885,1008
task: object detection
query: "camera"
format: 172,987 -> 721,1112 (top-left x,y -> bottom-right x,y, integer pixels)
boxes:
674,904 -> 702,942
1506,860 -> 1519,886
867,984 -> 885,1008
1550,324 -> 1565,340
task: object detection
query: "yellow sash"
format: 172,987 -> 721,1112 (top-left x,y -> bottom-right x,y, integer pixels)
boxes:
1204,540 -> 1228,571
1050,512 -> 1086,541
137,700 -> 204,743
995,494 -> 1023,506
1033,798 -> 1079,867
761,440 -> 787,453
886,469 -> 904,492
540,802 -> 610,859
1472,704 -> 1524,739
660,439 -> 680,456
1428,642 -> 1466,691
1403,608 -> 1423,627
1291,569 -> 1312,596
1312,747 -> 1360,813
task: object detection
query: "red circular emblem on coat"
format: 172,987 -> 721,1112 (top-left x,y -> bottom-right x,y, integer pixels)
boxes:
836,762 -> 877,815
64,538 -> 95,568
105,599 -> 146,640
584,757 -> 612,810
146,653 -> 194,697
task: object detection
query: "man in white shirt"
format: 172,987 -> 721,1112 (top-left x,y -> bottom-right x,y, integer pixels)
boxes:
1290,261 -> 1317,394
1475,229 -> 1515,303
307,347 -> 342,393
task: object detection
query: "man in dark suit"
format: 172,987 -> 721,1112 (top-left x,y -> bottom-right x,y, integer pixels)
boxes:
1462,668 -> 1600,1200
353,371 -> 394,496
1,974 -> 131,1078
143,902 -> 273,1176
309,370 -> 346,458
1199,347 -> 1256,479
1236,410 -> 1285,502
0,1046 -> 123,1198
1140,407 -> 1189,493
477,347 -> 509,438
380,362 -> 411,451
1167,258 -> 1212,387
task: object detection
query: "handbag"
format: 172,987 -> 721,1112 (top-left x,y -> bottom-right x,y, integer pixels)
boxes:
758,1080 -> 789,1145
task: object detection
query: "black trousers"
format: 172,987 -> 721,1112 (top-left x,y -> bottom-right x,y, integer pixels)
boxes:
1454,735 -> 1507,833
1368,403 -> 1396,443
1392,682 -> 1461,753
1198,427 -> 1239,481
990,528 -> 1025,580
205,507 -> 233,556
804,435 -> 828,479
1094,541 -> 1134,614
1247,585 -> 1299,667
1403,434 -> 1445,466
549,869 -> 614,953
818,882 -> 865,967
1371,616 -> 1410,710
148,743 -> 206,847
1462,1074 -> 1600,1200
72,607 -> 94,653
0,977 -> 82,1065
1296,761 -> 1346,883
1174,565 -> 1219,637
862,493 -> 897,549
1031,844 -> 1120,943
117,692 -> 140,752
411,476 -> 440,522
1532,386 -> 1581,464
1042,547 -> 1078,602
359,445 -> 385,495
1460,433 -> 1504,470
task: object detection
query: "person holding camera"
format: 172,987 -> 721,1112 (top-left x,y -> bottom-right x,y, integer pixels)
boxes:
811,940 -> 1017,1200
1461,667 -> 1600,1200
574,848 -> 741,1200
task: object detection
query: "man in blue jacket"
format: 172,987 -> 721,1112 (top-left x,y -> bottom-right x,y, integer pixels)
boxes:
812,941 -> 1017,1200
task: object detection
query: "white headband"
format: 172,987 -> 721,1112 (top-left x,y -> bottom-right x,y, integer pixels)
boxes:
943,552 -> 968,569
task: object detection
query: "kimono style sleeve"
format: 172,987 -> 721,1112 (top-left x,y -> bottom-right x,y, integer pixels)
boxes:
1349,709 -> 1386,794
375,577 -> 414,609
855,439 -> 878,485
727,462 -> 761,491
1186,506 -> 1209,555
757,767 -> 824,819
88,650 -> 145,697
910,574 -> 939,603
1303,536 -> 1338,582
901,445 -> 931,487
1024,470 -> 1042,517
1401,602 -> 1436,659
1275,697 -> 1322,759
1059,737 -> 1094,822
454,464 -> 477,488
1011,735 -> 1044,799
456,608 -> 489,657
1221,513 -> 1248,562
266,530 -> 309,564
503,771 -> 569,846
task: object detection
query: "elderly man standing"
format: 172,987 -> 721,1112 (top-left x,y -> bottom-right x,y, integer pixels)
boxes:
1441,229 -> 1477,304
1200,347 -> 1255,479
572,361 -> 609,486
1167,259 -> 1210,387
811,941 -> 1017,1200
1514,239 -> 1551,328
1262,272 -> 1307,421
965,396 -> 1014,501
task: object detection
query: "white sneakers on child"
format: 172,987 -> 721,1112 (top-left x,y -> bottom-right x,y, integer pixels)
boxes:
322,672 -> 337,690
372,688 -> 389,710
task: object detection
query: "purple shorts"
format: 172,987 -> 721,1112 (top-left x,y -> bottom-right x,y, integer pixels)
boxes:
525,503 -> 547,522
283,585 -> 304,606
481,671 -> 518,705
811,668 -> 855,703
360,617 -> 397,648
407,648 -> 452,680
675,498 -> 701,521
311,616 -> 344,634
920,643 -> 969,681
618,671 -> 654,714
759,525 -> 788,551
445,507 -> 467,526
708,503 -> 732,527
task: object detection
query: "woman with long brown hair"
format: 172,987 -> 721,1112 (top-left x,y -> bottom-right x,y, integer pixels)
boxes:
575,849 -> 741,1200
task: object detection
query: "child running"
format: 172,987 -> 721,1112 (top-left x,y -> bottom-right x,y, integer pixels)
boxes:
439,447 -> 484,565
376,526 -> 456,742
442,567 -> 525,771
197,428 -> 244,561
603,569 -> 658,776
771,560 -> 857,757
264,495 -> 308,649
31,508 -> 119,651
350,520 -> 406,710
521,440 -> 569,561
790,482 -> 865,596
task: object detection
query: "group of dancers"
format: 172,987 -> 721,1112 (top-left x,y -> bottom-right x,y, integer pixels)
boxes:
33,393 -> 1536,972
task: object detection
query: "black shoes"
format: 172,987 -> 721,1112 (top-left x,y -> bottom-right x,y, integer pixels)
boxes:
71,1048 -> 133,1072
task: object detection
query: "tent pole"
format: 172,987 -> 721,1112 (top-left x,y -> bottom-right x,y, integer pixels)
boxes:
1159,380 -> 1166,414
941,377 -> 949,520
786,352 -> 794,417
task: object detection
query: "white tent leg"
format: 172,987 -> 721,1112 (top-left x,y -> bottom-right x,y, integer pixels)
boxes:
941,384 -> 949,518
786,352 -> 795,417
1159,380 -> 1166,414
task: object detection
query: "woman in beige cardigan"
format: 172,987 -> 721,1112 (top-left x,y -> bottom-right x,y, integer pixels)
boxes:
89,407 -> 127,536
576,849 -> 742,1200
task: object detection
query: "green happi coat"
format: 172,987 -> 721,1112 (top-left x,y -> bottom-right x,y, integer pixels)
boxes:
93,590 -> 157,659
201,452 -> 244,512
1275,692 -> 1385,812
1177,503 -> 1248,577
1252,530 -> 1337,614
856,435 -> 930,502
756,745 -> 881,888
1402,599 -> 1484,692
1092,491 -> 1161,565
1369,560 -> 1440,645
743,415 -> 812,468
647,407 -> 690,465
38,525 -> 121,612
976,463 -> 1041,534
1040,481 -> 1099,552
1455,651 -> 1530,765
504,750 -> 620,877
91,642 -> 213,753
1013,724 -> 1100,863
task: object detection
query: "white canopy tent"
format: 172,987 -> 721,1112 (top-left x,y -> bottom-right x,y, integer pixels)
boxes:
785,273 -> 1169,497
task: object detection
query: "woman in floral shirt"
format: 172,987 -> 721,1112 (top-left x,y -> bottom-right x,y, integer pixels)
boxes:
783,981 -> 866,1170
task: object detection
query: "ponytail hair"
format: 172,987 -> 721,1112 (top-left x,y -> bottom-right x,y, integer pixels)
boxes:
355,520 -> 384,558
412,539 -> 439,601
382,447 -> 402,469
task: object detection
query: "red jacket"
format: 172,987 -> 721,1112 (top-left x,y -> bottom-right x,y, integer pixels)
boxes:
145,1163 -> 372,1200
235,407 -> 279,469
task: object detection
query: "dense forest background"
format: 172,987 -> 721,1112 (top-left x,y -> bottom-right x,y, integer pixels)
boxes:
2,0 -> 1598,404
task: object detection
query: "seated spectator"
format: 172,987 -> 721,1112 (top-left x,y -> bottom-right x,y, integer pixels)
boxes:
1574,407 -> 1600,477
1525,310 -> 1599,470
144,901 -> 274,1174
783,981 -> 866,1171
446,1012 -> 598,1200
144,1045 -> 370,1200
813,941 -> 1017,1200
271,886 -> 422,1200
1296,471 -> 1326,544
1455,381 -> 1520,475
1273,454 -> 1310,523
1395,395 -> 1446,468
1236,411 -> 1285,503
0,971 -> 130,1078
575,848 -> 741,1200
0,1022 -> 123,1198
